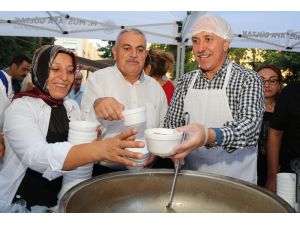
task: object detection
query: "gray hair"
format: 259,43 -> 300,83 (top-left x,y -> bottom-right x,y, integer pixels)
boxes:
115,28 -> 147,46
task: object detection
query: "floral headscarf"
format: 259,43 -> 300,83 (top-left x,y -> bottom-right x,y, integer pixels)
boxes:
14,45 -> 77,106
31,45 -> 77,94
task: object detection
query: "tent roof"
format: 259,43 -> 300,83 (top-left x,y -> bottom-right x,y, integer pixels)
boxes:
1,11 -> 300,52
77,56 -> 114,69
0,11 -> 186,45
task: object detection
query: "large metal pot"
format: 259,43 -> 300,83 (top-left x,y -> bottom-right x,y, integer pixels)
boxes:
59,169 -> 294,213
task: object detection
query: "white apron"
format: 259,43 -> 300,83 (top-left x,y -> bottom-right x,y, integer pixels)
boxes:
183,63 -> 257,184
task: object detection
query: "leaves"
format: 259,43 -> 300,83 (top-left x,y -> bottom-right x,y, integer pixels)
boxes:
0,36 -> 54,68
95,40 -> 300,84
97,40 -> 115,59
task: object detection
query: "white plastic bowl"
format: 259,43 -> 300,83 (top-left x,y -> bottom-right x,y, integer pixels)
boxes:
68,136 -> 96,144
126,139 -> 149,170
144,128 -> 183,157
69,120 -> 98,132
126,139 -> 148,154
68,130 -> 97,139
123,107 -> 146,126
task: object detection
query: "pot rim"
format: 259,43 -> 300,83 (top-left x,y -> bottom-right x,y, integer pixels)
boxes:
59,169 -> 295,213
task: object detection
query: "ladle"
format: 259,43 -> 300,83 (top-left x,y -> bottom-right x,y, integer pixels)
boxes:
166,112 -> 189,209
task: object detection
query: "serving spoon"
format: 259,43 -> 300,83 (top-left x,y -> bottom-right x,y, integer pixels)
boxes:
166,112 -> 189,209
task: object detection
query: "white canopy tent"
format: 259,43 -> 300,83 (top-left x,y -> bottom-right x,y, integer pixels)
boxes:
1,11 -> 300,78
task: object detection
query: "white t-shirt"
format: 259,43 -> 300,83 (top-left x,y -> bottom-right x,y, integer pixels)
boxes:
81,65 -> 168,169
81,65 -> 168,137
0,70 -> 13,132
0,97 -> 80,209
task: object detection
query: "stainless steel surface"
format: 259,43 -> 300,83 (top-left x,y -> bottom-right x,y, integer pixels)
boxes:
183,112 -> 190,127
59,169 -> 295,213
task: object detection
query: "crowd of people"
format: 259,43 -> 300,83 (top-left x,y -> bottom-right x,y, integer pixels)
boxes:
0,14 -> 299,212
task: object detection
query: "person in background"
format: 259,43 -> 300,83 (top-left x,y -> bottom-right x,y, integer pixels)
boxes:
81,28 -> 168,175
265,81 -> 300,193
164,14 -> 264,184
20,72 -> 35,92
0,45 -> 144,211
0,54 -> 32,95
0,55 -> 31,162
68,70 -> 84,106
256,64 -> 283,187
0,54 -> 31,131
144,48 -> 175,106
144,48 -> 176,169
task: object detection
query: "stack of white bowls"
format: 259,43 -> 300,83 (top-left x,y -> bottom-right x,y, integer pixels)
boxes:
123,106 -> 146,139
276,172 -> 296,208
57,120 -> 98,200
123,107 -> 149,170
126,138 -> 149,170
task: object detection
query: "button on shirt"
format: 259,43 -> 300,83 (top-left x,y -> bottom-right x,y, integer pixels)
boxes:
164,59 -> 264,151
81,65 -> 168,139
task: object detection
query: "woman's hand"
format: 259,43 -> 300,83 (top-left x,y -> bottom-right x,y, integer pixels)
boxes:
94,128 -> 145,167
64,128 -> 145,170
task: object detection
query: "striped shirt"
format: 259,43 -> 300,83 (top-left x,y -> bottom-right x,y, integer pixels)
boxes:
164,59 -> 265,152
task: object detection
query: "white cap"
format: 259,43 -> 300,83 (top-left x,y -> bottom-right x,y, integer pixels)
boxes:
190,14 -> 233,42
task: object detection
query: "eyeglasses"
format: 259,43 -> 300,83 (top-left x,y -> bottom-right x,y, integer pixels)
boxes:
261,79 -> 279,85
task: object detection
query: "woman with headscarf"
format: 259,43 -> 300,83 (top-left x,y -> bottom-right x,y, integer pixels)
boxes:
0,45 -> 144,211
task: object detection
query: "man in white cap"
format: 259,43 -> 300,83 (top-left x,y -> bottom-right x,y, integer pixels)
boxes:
164,14 -> 264,183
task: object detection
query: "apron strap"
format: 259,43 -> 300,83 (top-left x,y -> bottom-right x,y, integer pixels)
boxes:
222,62 -> 233,90
188,70 -> 199,92
188,62 -> 233,92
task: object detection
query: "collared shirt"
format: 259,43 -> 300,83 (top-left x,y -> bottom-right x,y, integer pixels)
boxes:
0,97 -> 80,209
68,85 -> 84,106
0,70 -> 13,131
164,59 -> 265,151
81,65 -> 168,139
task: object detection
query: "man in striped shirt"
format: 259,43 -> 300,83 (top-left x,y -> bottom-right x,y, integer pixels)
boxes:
165,14 -> 264,183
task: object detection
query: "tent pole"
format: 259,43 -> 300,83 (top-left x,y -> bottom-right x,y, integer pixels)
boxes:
175,43 -> 182,81
180,44 -> 186,77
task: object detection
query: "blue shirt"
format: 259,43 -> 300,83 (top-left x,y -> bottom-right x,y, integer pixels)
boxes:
68,86 -> 84,106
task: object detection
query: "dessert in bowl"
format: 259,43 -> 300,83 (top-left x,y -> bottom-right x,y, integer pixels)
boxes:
144,128 -> 183,157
